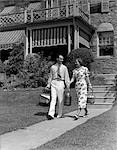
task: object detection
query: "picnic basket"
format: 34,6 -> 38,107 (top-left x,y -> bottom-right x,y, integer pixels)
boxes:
38,88 -> 51,106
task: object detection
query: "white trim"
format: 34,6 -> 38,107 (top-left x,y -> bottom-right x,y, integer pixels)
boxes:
27,23 -> 73,30
77,26 -> 79,49
68,25 -> 71,54
96,56 -> 113,59
30,29 -> 32,54
25,29 -> 28,57
97,32 -> 99,57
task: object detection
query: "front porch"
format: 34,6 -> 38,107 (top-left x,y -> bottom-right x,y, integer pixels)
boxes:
0,0 -> 95,60
25,17 -> 94,57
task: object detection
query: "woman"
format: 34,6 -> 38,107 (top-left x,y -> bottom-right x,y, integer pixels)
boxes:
70,58 -> 92,120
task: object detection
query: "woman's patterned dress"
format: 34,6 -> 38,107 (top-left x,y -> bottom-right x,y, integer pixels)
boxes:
72,66 -> 90,109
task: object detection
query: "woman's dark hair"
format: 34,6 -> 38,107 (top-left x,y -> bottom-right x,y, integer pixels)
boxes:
76,58 -> 84,66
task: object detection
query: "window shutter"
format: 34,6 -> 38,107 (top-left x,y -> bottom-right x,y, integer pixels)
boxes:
41,1 -> 46,9
101,0 -> 109,12
81,0 -> 89,14
60,0 -> 67,6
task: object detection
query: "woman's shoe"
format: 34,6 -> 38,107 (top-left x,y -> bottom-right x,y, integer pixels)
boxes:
85,112 -> 89,116
47,115 -> 54,120
83,112 -> 89,118
74,114 -> 79,120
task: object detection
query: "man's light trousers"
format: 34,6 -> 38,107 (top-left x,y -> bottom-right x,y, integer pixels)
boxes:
48,80 -> 65,118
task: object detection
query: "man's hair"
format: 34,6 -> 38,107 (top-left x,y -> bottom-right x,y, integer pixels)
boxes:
56,54 -> 64,59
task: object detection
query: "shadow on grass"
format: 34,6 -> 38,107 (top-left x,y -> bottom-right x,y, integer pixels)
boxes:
34,112 -> 48,116
36,103 -> 49,107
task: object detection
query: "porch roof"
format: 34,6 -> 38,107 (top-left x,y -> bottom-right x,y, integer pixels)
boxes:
0,30 -> 25,50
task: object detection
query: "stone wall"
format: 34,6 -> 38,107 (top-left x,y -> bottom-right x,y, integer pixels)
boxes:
90,0 -> 117,74
91,57 -> 117,74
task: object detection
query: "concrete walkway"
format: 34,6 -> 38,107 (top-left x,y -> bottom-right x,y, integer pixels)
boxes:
1,106 -> 112,150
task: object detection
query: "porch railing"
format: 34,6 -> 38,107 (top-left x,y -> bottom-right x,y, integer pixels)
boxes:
0,2 -> 90,27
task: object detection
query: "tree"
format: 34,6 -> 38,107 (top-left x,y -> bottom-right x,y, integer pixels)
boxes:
65,48 -> 94,77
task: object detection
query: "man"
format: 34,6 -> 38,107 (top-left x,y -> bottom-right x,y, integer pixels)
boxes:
46,55 -> 70,120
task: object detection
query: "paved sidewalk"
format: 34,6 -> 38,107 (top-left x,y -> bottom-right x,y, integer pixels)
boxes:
1,106 -> 112,150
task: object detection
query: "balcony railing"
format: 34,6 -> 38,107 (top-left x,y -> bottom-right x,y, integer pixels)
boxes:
0,3 -> 90,27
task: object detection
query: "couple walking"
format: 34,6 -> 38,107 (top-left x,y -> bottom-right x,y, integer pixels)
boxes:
46,55 -> 92,120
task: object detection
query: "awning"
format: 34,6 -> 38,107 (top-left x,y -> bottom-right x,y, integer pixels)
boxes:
27,2 -> 41,11
0,6 -> 15,15
97,23 -> 114,32
0,30 -> 25,50
79,36 -> 90,48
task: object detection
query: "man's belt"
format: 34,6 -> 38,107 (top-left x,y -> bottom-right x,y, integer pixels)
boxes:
53,78 -> 64,81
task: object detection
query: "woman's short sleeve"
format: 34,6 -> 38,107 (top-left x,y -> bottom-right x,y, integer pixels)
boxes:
85,67 -> 90,77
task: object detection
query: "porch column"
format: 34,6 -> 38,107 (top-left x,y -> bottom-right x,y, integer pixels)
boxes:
30,29 -> 32,54
96,32 -> 99,57
46,0 -> 49,19
74,19 -> 79,49
68,25 -> 71,54
25,29 -> 29,57
51,0 -> 53,7
77,26 -> 79,48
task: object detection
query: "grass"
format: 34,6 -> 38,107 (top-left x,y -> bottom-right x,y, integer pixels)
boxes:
34,103 -> 117,150
0,88 -> 77,135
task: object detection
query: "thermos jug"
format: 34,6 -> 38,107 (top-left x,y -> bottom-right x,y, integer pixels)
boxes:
64,90 -> 71,106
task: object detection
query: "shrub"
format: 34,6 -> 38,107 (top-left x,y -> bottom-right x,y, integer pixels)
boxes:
65,48 -> 94,77
19,53 -> 55,88
4,43 -> 24,76
3,45 -> 54,88
0,59 -> 5,73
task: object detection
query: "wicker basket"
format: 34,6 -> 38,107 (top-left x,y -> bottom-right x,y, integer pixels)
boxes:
87,89 -> 95,104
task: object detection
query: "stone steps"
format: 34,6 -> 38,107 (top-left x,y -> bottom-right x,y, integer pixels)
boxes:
87,103 -> 113,109
93,98 -> 115,103
89,91 -> 115,98
92,85 -> 115,92
89,74 -> 116,107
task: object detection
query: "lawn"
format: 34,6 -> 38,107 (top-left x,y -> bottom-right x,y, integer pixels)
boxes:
34,103 -> 117,150
0,88 -> 77,135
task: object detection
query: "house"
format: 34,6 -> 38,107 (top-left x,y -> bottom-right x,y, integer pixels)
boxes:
0,0 -> 95,62
89,0 -> 117,74
1,0 -> 117,74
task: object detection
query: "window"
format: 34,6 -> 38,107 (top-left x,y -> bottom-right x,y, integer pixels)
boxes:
90,0 -> 109,14
98,32 -> 114,57
101,0 -> 109,12
90,2 -> 101,14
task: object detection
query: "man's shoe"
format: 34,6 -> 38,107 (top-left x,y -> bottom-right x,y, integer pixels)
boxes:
84,112 -> 89,116
47,115 -> 54,120
74,114 -> 79,120
57,115 -> 62,118
54,113 -> 58,117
